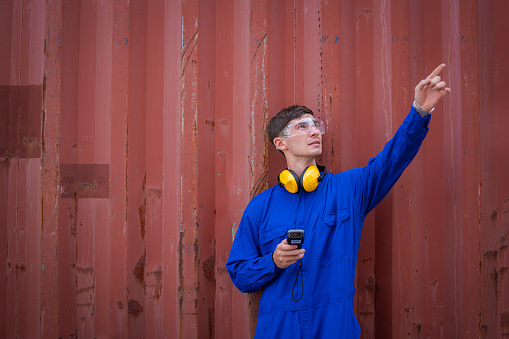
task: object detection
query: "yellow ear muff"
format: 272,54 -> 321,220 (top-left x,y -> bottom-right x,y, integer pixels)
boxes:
278,166 -> 325,193
278,169 -> 300,193
301,166 -> 321,192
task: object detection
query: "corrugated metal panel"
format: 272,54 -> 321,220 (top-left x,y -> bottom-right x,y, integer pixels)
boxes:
0,0 -> 508,338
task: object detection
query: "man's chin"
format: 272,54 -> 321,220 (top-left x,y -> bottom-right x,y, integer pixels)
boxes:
312,150 -> 323,157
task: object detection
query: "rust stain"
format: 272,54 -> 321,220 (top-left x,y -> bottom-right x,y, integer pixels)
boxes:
501,311 -> 509,336
202,252 -> 216,286
205,119 -> 215,131
365,275 -> 376,301
128,299 -> 143,317
145,266 -> 163,301
15,264 -> 26,273
76,284 -> 95,295
71,264 -> 94,274
22,136 -> 39,156
208,308 -> 215,338
484,249 -> 498,258
248,291 -> 262,334
140,174 -> 146,239
412,323 -> 422,336
216,266 -> 227,276
139,197 -> 146,239
133,247 -> 146,284
69,198 -> 78,236
431,279 -> 439,289
147,187 -> 162,199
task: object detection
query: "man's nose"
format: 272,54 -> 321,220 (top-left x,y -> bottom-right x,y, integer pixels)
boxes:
309,125 -> 320,136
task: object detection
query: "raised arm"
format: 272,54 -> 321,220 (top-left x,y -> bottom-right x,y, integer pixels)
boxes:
355,63 -> 451,216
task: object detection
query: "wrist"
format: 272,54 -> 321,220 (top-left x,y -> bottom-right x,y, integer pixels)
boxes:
413,101 -> 434,117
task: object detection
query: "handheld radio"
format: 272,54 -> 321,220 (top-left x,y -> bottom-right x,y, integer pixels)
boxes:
287,229 -> 305,249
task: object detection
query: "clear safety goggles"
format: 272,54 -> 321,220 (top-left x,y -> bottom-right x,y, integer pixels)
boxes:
281,117 -> 325,137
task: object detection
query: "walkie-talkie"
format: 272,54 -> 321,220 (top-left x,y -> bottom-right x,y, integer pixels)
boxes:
287,229 -> 305,249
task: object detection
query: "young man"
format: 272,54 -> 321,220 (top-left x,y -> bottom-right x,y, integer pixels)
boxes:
226,64 -> 451,338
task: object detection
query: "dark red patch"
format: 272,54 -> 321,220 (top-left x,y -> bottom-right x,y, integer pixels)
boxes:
0,85 -> 43,158
60,163 -> 109,198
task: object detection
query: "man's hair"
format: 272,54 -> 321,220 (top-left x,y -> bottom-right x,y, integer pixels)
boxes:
267,105 -> 314,147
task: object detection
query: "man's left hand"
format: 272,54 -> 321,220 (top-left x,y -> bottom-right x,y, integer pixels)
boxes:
414,63 -> 452,112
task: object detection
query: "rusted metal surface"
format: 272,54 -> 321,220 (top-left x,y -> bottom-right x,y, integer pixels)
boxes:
0,0 -> 508,338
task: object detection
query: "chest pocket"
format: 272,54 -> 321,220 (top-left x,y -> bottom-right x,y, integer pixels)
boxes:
319,209 -> 351,266
259,226 -> 287,255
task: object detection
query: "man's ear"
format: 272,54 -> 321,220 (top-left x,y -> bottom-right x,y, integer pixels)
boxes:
273,137 -> 287,151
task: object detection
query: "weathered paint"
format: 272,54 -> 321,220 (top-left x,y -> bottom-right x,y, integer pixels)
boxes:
0,0 -> 508,338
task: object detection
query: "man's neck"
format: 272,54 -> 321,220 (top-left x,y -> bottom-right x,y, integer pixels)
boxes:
286,158 -> 317,178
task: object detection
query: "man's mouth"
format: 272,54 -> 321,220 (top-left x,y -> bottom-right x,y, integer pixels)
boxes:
309,140 -> 321,146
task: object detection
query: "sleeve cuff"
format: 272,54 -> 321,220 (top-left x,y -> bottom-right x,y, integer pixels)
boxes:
268,252 -> 281,272
412,101 -> 434,117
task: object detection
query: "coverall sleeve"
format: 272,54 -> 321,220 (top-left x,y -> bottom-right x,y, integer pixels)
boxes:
226,202 -> 282,293
355,106 -> 431,216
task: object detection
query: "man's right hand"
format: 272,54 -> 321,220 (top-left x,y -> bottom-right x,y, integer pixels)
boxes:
272,239 -> 305,269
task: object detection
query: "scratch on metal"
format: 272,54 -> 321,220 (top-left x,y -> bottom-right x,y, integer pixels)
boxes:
251,31 -> 267,63
181,30 -> 199,77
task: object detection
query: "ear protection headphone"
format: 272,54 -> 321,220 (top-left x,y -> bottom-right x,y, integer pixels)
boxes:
278,165 -> 325,193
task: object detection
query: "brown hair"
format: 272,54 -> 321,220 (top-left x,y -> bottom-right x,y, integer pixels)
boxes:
267,105 -> 314,147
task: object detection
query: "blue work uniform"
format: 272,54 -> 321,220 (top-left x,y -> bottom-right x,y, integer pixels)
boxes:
226,107 -> 431,338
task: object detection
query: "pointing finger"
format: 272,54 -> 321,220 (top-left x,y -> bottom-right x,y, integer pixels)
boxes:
426,63 -> 446,80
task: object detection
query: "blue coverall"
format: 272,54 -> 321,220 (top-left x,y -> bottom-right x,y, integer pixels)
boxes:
226,107 -> 431,338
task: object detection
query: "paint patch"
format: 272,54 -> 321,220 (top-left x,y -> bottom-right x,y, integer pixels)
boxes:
60,164 -> 109,198
232,224 -> 238,241
113,37 -> 129,46
0,85 -> 43,158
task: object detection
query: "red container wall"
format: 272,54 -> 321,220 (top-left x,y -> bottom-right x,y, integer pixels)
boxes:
0,0 -> 508,338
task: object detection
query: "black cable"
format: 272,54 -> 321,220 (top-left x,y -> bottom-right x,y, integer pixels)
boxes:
291,261 -> 303,301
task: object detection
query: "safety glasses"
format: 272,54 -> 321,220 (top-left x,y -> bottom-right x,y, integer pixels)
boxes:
281,117 -> 325,137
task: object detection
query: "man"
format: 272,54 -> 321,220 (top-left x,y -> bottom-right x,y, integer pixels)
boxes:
226,64 -> 451,338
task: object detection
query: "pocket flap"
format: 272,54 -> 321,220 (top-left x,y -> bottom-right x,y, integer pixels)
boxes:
338,209 -> 350,221
259,226 -> 287,244
323,209 -> 350,226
